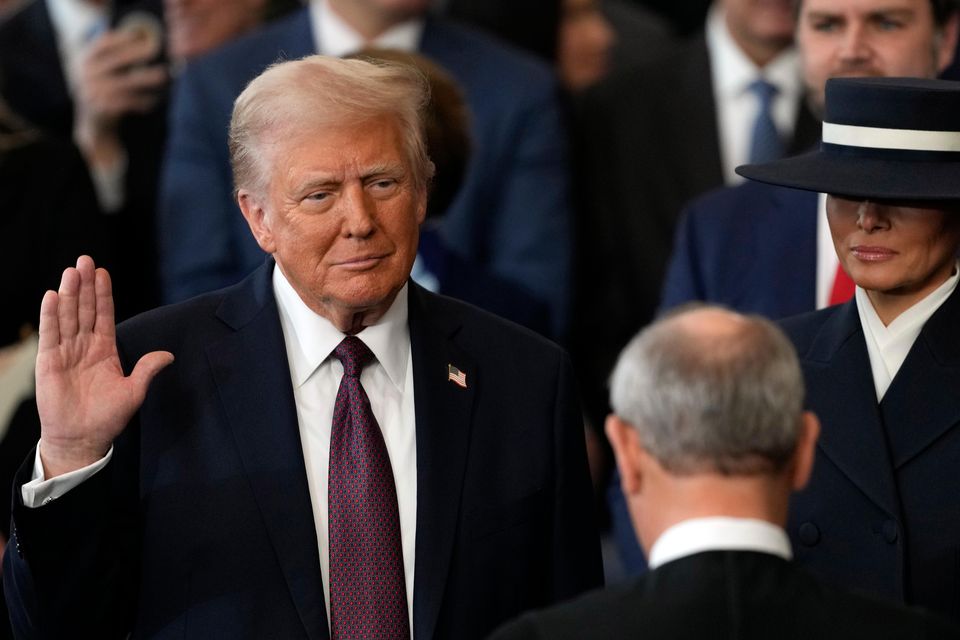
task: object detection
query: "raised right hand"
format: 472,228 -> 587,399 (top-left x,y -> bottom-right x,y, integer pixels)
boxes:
36,256 -> 173,478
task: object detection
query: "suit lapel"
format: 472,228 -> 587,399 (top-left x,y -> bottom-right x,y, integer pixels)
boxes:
723,185 -> 818,316
206,262 -> 330,640
877,286 -> 960,469
3,1 -> 73,135
674,35 -> 724,197
767,187 -> 818,315
802,300 -> 901,518
283,8 -> 316,58
407,284 -> 476,640
788,102 -> 821,155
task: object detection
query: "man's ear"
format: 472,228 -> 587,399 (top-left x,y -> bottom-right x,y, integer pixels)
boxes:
605,415 -> 645,497
936,12 -> 960,74
238,189 -> 276,254
790,411 -> 820,491
415,187 -> 428,226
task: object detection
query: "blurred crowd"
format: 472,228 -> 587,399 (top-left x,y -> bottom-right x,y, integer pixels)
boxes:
2,0 -> 960,636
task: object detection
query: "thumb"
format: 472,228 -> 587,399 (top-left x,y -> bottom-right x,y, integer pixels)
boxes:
128,351 -> 174,396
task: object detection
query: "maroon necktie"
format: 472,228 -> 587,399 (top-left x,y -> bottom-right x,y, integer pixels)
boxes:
328,336 -> 409,640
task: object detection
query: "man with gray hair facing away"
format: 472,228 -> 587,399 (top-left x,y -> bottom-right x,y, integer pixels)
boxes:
490,306 -> 959,639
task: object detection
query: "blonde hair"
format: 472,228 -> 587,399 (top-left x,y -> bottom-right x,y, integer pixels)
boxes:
229,54 -> 436,196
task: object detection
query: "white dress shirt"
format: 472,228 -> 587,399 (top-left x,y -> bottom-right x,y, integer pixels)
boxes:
46,0 -> 127,213
706,4 -> 802,185
648,517 -> 793,570
23,264 -> 420,632
856,262 -> 959,401
273,266 -> 418,631
310,0 -> 424,57
46,0 -> 105,94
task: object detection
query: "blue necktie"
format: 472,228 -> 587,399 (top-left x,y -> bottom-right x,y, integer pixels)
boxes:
748,78 -> 784,164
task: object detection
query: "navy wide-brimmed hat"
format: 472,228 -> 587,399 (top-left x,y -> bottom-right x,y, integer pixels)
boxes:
736,77 -> 960,200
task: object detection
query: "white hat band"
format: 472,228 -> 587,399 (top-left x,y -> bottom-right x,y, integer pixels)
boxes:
822,122 -> 960,153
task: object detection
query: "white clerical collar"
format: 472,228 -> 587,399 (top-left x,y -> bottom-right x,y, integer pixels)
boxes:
272,262 -> 410,392
706,4 -> 800,104
310,0 -> 425,58
648,517 -> 792,570
856,261 -> 959,401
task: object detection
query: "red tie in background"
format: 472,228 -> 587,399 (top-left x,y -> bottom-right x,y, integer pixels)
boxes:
328,336 -> 409,640
829,264 -> 856,305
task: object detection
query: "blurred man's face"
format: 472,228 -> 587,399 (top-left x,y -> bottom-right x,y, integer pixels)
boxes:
558,0 -> 616,91
164,0 -> 265,62
239,115 -> 426,331
798,0 -> 959,110
722,0 -> 796,64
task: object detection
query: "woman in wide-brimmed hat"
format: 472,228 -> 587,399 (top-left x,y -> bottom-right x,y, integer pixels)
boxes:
737,76 -> 960,622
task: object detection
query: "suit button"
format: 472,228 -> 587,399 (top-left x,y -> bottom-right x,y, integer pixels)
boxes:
798,522 -> 820,546
882,520 -> 898,544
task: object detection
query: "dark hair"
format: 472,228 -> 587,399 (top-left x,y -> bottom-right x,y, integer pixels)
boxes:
262,0 -> 301,22
794,0 -> 960,26
932,0 -> 960,25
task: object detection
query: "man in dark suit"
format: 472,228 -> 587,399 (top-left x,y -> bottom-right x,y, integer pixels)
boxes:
661,0 -> 960,318
0,97 -> 104,640
3,55 -> 602,640
158,0 -> 572,339
442,0 -> 560,62
0,0 -> 168,320
490,306 -> 960,640
605,0 -> 960,573
572,0 -> 819,435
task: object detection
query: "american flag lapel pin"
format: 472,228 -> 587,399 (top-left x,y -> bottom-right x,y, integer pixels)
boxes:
447,364 -> 467,388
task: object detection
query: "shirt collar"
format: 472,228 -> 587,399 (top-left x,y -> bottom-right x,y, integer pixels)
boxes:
272,263 -> 410,391
855,261 -> 958,400
648,517 -> 792,570
857,260 -> 959,340
706,3 -> 800,101
46,0 -> 107,69
311,0 -> 425,58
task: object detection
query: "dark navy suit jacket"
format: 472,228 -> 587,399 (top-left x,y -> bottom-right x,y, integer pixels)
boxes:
608,181 -> 820,574
0,0 -> 166,320
780,287 -> 960,622
570,33 -> 819,431
158,9 -> 572,335
3,261 -> 602,639
489,551 -> 960,639
661,181 -> 820,317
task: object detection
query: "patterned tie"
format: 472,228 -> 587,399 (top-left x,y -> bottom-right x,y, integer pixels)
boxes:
748,78 -> 784,164
829,263 -> 856,305
328,337 -> 409,640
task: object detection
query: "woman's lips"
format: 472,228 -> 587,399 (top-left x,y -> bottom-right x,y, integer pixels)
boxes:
851,246 -> 897,262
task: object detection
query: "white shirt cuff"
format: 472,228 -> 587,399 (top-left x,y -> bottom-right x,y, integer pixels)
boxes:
21,442 -> 114,508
